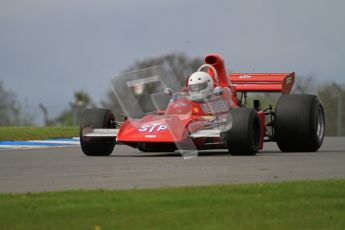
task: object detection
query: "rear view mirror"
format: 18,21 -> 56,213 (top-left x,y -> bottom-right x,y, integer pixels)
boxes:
164,88 -> 174,96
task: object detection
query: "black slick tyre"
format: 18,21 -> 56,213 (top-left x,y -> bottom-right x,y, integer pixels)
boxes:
225,108 -> 260,155
274,94 -> 325,152
80,108 -> 116,156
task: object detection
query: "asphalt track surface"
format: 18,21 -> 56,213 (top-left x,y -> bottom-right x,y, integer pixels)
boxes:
0,137 -> 344,193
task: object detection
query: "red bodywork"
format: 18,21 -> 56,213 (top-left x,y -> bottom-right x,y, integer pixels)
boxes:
116,54 -> 295,151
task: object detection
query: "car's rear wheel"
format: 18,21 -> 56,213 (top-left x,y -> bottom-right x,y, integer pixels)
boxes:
274,94 -> 325,152
80,108 -> 116,156
224,108 -> 260,155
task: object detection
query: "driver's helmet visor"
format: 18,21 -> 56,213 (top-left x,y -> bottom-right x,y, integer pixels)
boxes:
188,82 -> 208,92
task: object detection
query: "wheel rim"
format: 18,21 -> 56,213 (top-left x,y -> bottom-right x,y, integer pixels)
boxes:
316,106 -> 325,141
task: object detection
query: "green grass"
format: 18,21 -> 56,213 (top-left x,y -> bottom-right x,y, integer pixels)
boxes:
0,127 -> 78,141
0,180 -> 344,230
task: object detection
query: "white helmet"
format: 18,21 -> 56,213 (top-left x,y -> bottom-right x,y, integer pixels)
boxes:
188,71 -> 214,102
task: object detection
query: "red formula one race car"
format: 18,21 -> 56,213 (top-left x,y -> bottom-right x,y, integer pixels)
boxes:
80,54 -> 325,157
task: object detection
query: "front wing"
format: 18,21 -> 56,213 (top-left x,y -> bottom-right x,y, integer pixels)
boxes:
82,128 -> 221,140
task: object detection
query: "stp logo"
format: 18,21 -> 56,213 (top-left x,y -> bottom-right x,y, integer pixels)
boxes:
138,123 -> 168,133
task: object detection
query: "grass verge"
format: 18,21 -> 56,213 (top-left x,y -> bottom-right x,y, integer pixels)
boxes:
0,127 -> 78,141
0,180 -> 344,230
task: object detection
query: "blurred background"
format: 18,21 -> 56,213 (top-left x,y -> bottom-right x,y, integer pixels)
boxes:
0,0 -> 344,135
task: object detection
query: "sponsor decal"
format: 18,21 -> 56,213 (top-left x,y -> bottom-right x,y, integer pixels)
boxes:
139,123 -> 168,133
239,74 -> 252,79
193,107 -> 200,113
174,101 -> 187,108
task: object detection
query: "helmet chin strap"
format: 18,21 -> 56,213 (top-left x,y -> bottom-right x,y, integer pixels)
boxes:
197,64 -> 219,87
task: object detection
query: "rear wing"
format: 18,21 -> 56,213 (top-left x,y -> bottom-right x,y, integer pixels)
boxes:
229,72 -> 295,94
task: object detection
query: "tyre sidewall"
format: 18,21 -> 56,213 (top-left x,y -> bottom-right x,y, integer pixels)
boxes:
226,108 -> 260,155
275,94 -> 325,152
80,109 -> 116,156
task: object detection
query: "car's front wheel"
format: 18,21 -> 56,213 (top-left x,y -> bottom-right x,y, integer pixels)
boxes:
223,108 -> 260,155
80,108 -> 116,156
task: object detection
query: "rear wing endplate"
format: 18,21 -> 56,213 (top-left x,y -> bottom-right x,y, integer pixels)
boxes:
229,72 -> 295,94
